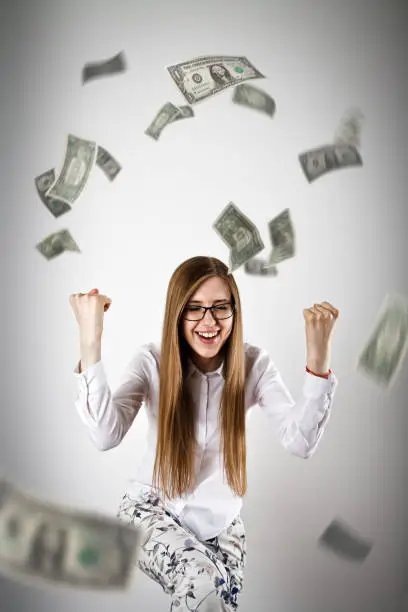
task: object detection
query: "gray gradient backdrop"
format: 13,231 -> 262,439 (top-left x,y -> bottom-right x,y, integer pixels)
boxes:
0,0 -> 407,611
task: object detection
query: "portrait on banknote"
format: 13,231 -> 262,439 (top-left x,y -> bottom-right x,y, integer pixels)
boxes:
208,63 -> 233,86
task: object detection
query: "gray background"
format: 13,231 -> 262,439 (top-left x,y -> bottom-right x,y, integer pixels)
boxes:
0,0 -> 407,610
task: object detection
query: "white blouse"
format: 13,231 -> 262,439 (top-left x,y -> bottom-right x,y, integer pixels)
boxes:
73,342 -> 338,540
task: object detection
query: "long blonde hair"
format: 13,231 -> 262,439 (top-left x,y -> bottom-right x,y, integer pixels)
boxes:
152,256 -> 247,500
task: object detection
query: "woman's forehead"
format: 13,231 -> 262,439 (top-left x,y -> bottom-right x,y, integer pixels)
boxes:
189,276 -> 230,300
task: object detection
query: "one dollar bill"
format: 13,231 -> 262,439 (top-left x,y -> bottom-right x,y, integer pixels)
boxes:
244,258 -> 278,277
36,229 -> 80,260
357,293 -> 408,388
318,517 -> 373,563
0,478 -> 141,590
266,208 -> 296,267
96,146 -> 122,181
82,51 -> 127,84
35,169 -> 72,218
213,202 -> 264,273
232,84 -> 276,118
334,107 -> 364,149
46,134 -> 97,204
145,102 -> 194,140
299,143 -> 363,182
166,55 -> 265,104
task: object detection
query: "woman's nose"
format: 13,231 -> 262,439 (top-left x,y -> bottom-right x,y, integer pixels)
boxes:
203,309 -> 217,323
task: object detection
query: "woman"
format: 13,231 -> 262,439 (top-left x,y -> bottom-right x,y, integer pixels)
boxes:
70,255 -> 339,611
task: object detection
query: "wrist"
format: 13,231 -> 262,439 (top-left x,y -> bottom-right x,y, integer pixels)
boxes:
306,365 -> 330,379
306,360 -> 330,375
80,342 -> 101,371
80,333 -> 102,348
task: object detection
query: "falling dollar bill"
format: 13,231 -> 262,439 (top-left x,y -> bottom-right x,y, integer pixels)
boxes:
144,102 -> 181,140
36,229 -> 81,261
265,208 -> 296,267
35,169 -> 72,218
96,146 -> 122,181
213,202 -> 264,273
166,55 -> 265,104
46,134 -> 97,204
0,478 -> 140,590
299,143 -> 363,182
357,293 -> 408,388
144,102 -> 194,140
82,51 -> 127,84
244,258 -> 278,276
171,105 -> 194,122
232,84 -> 276,118
334,107 -> 364,149
318,518 -> 373,563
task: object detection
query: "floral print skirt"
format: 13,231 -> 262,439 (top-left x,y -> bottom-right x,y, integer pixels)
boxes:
117,490 -> 247,611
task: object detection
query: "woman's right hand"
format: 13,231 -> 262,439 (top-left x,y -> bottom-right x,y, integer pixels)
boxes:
69,288 -> 112,345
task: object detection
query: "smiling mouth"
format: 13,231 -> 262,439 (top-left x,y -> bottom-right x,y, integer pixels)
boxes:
196,330 -> 220,336
195,330 -> 221,342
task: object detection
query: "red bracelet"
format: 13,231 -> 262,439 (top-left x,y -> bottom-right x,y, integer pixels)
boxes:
305,365 -> 331,379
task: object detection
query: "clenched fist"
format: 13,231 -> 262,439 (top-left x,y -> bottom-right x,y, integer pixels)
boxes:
69,288 -> 112,346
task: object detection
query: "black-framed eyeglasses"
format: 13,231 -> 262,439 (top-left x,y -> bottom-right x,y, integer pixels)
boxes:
182,302 -> 235,321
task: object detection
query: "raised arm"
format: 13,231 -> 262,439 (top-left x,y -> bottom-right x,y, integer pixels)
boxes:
252,300 -> 340,458
73,346 -> 150,450
252,348 -> 338,458
69,288 -> 149,451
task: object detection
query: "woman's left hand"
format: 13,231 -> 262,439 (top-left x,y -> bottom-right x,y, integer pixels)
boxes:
303,301 -> 340,374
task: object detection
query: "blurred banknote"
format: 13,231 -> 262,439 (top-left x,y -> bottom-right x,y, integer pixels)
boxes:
244,258 -> 278,276
82,51 -> 127,84
145,102 -> 194,140
334,107 -> 364,149
166,55 -> 265,104
35,169 -> 72,218
0,478 -> 140,590
213,202 -> 264,273
171,105 -> 194,122
266,208 -> 296,267
46,134 -> 97,204
318,518 -> 373,563
299,144 -> 363,182
232,84 -> 276,118
36,229 -> 81,260
357,293 -> 408,388
96,146 -> 122,181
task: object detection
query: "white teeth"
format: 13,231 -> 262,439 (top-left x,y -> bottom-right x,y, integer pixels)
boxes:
197,331 -> 218,338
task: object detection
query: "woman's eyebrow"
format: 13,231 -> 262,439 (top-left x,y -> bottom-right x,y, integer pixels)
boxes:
188,299 -> 230,304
